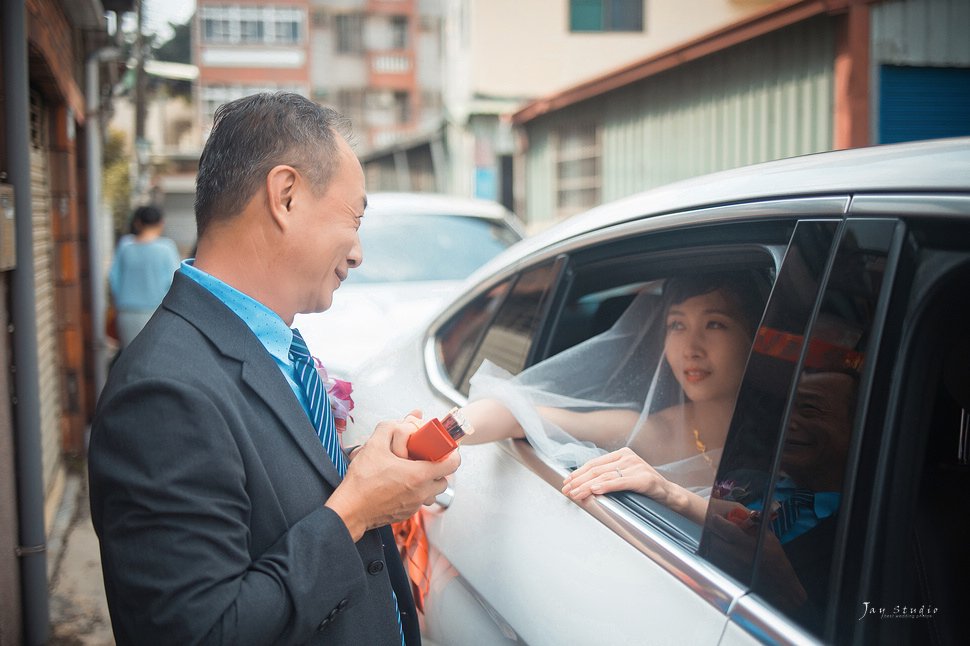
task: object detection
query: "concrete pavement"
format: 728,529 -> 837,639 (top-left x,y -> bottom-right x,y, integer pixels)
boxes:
48,468 -> 114,645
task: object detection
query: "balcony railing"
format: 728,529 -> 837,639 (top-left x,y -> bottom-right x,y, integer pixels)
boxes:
367,51 -> 414,89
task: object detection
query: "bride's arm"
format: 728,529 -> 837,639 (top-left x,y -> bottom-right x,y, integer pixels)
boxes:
460,399 -> 639,446
561,447 -> 710,524
459,398 -> 526,444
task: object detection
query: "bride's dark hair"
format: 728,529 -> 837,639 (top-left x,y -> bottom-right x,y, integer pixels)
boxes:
662,270 -> 772,338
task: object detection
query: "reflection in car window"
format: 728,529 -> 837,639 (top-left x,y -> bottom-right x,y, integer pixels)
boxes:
436,279 -> 512,389
750,220 -> 895,636
457,262 -> 560,394
702,220 -> 897,639
347,214 -> 520,284
700,221 -> 838,584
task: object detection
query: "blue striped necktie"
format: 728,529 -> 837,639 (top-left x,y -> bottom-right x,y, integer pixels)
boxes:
289,329 -> 407,645
289,329 -> 347,477
771,488 -> 815,542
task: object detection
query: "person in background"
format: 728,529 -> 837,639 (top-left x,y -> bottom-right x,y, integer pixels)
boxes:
108,204 -> 180,348
115,207 -> 143,249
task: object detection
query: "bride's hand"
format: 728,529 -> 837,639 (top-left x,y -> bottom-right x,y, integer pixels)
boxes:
562,447 -> 672,503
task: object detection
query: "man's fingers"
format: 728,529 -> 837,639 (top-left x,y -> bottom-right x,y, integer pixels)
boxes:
402,413 -> 423,434
389,424 -> 412,458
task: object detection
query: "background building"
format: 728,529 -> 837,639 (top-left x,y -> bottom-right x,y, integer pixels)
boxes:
511,0 -> 970,227
195,0 -> 311,136
309,0 -> 444,156
360,0 -> 776,212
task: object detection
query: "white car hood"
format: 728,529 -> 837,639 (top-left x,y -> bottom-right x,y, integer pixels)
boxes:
294,281 -> 459,381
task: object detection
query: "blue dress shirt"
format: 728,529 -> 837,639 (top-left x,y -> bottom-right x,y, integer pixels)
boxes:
179,260 -> 311,415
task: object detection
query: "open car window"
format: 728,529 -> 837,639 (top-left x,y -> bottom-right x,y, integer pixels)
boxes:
435,260 -> 562,396
471,227 -> 797,546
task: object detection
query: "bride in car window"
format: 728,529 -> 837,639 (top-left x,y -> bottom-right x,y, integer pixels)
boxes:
459,269 -> 771,508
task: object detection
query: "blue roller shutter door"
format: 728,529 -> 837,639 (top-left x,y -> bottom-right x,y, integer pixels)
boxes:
879,65 -> 970,144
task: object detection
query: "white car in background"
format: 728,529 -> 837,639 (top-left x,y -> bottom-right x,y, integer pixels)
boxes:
295,192 -> 523,379
346,139 -> 970,646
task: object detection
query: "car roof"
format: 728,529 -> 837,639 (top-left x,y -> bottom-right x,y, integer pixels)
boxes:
363,191 -> 519,222
500,137 -> 969,260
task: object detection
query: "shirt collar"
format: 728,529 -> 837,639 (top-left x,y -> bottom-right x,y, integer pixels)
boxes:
179,260 -> 294,364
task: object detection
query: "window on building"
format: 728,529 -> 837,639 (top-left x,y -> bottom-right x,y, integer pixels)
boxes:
336,89 -> 366,125
239,8 -> 264,43
394,92 -> 411,125
311,8 -> 329,29
556,124 -> 601,217
202,8 -> 231,43
570,0 -> 644,32
200,5 -> 303,45
390,16 -> 409,49
336,14 -> 364,54
271,8 -> 302,44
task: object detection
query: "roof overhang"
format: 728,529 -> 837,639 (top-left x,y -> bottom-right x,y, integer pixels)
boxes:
359,124 -> 446,163
57,0 -> 134,29
513,0 -> 874,125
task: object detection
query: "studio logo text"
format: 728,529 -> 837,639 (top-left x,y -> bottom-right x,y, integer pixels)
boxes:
858,602 -> 938,621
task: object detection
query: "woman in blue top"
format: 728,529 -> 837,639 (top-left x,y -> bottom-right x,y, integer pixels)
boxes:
108,205 -> 181,348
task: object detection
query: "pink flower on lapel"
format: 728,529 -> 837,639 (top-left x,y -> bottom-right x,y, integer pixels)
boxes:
312,357 -> 355,434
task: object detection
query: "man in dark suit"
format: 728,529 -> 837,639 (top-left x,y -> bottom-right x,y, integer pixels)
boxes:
88,92 -> 459,644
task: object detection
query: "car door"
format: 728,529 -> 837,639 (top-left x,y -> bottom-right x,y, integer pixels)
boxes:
717,196 -> 970,646
714,217 -> 896,645
415,199 -> 851,646
843,196 -> 970,646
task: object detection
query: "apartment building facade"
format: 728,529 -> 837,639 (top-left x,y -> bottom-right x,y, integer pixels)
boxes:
195,0 -> 312,137
194,0 -> 441,155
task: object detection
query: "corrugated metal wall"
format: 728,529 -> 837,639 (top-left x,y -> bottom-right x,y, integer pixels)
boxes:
871,0 -> 970,142
872,0 -> 970,67
522,17 -> 835,228
524,127 -> 555,226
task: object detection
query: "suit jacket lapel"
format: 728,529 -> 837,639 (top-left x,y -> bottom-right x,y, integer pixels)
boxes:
162,273 -> 344,490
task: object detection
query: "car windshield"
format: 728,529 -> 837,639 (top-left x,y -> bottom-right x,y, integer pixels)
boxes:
347,213 -> 520,284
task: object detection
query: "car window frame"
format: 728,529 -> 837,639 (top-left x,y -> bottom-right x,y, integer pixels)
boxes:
422,199 -> 852,617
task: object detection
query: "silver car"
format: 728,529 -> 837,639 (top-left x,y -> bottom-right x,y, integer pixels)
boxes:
347,138 -> 970,646
295,192 -> 523,379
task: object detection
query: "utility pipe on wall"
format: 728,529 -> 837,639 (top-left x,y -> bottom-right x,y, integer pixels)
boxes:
2,0 -> 50,643
86,46 -> 121,400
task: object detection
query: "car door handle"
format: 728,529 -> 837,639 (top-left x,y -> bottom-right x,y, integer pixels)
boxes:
434,484 -> 454,508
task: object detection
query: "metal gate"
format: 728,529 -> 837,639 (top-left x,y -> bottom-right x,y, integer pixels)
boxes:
29,90 -> 63,496
879,65 -> 970,144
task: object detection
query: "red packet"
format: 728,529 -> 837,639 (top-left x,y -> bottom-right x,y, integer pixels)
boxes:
406,408 -> 473,462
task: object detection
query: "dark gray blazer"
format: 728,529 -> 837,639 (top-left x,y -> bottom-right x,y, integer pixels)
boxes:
89,272 -> 419,645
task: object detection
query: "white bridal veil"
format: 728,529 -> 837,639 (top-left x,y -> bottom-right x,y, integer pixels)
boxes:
467,282 -> 723,492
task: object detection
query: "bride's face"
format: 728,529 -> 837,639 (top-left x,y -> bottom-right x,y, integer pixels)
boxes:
664,289 -> 751,404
